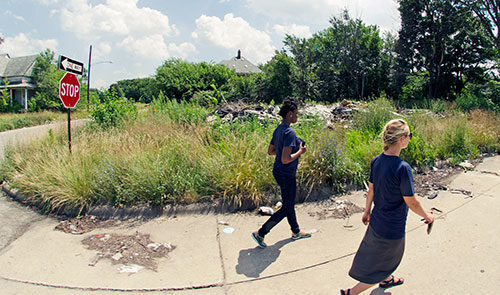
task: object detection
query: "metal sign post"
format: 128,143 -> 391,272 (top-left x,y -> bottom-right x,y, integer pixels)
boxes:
58,58 -> 83,154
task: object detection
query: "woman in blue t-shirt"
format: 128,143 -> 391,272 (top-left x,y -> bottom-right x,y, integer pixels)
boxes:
340,119 -> 434,295
251,98 -> 311,248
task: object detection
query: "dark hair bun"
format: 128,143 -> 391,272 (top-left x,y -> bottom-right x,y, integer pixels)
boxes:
279,97 -> 298,118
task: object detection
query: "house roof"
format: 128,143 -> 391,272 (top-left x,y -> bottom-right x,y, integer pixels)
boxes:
0,54 -> 38,78
219,50 -> 262,75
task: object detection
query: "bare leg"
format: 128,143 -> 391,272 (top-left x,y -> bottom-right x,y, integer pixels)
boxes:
341,282 -> 374,295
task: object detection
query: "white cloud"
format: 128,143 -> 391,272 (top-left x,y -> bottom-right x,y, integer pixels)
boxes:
38,0 -> 59,4
59,0 -> 178,38
5,10 -> 26,22
273,24 -> 312,38
247,0 -> 400,33
0,33 -> 57,56
118,35 -> 195,61
193,13 -> 275,64
94,42 -> 112,58
119,34 -> 169,60
168,43 -> 197,60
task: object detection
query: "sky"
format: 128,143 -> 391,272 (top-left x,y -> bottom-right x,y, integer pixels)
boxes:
0,0 -> 401,89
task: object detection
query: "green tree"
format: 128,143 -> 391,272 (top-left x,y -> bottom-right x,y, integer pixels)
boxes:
115,78 -> 154,103
284,10 -> 387,101
0,78 -> 10,112
31,49 -> 65,111
153,59 -> 235,102
396,0 -> 496,99
456,0 -> 500,51
260,51 -> 295,103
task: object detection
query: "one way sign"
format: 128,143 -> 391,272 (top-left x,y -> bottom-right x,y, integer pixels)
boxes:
58,55 -> 84,76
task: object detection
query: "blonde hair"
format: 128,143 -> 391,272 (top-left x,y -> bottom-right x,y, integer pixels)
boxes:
382,119 -> 410,151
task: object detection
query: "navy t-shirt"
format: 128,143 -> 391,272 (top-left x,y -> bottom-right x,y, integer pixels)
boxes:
271,123 -> 302,175
369,153 -> 415,239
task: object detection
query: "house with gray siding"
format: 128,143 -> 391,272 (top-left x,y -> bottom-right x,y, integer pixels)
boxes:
0,53 -> 38,110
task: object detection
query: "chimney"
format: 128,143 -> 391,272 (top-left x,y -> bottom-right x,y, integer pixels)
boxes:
237,50 -> 241,59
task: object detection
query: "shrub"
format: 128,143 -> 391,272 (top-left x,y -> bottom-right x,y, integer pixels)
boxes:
90,89 -> 137,128
455,88 -> 496,112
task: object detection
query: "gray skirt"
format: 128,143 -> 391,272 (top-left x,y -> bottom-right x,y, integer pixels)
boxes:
348,225 -> 405,284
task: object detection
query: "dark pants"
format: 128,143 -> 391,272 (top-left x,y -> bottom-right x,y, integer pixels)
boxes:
258,170 -> 300,237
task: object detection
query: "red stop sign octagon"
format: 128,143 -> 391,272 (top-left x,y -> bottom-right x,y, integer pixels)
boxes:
59,73 -> 81,108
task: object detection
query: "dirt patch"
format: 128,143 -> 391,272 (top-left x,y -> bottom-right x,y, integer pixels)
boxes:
82,232 -> 176,271
308,199 -> 364,220
55,216 -> 121,235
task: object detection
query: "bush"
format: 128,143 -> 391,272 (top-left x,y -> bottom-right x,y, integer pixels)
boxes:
90,89 -> 137,128
456,84 -> 498,112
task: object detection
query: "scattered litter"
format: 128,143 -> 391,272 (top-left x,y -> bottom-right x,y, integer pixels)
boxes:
88,254 -> 102,266
307,229 -> 318,234
431,207 -> 443,213
450,189 -> 472,196
258,206 -> 274,216
82,231 -> 176,271
118,264 -> 144,274
428,191 -> 439,199
274,202 -> 282,210
459,161 -> 474,170
218,220 -> 229,225
223,227 -> 235,234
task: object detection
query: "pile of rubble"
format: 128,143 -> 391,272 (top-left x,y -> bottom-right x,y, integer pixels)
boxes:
206,99 -> 360,124
82,231 -> 176,272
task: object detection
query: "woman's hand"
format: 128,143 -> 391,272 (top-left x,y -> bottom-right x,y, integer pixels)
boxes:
424,212 -> 434,224
362,211 -> 370,225
299,141 -> 306,155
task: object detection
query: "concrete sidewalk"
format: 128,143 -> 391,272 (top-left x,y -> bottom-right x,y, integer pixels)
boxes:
0,156 -> 499,294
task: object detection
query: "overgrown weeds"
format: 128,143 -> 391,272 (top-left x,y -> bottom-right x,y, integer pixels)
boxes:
1,97 -> 499,213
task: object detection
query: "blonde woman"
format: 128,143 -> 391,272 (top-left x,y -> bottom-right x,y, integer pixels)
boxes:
340,119 -> 434,295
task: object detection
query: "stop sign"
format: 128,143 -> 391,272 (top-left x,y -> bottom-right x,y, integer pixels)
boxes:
59,72 -> 81,108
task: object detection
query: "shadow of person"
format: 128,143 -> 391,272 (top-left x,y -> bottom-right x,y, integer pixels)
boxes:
235,238 -> 293,278
370,288 -> 392,295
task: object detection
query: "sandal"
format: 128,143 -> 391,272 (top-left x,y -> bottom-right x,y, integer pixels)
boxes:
291,231 -> 312,240
340,289 -> 350,295
251,232 -> 267,248
379,275 -> 404,288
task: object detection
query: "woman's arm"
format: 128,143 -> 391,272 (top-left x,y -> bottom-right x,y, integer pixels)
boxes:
281,142 -> 306,164
404,196 -> 434,223
268,144 -> 276,155
362,182 -> 374,225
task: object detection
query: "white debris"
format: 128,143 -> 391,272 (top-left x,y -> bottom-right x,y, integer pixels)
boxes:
223,227 -> 235,234
112,252 -> 123,261
258,206 -> 274,215
118,264 -> 144,274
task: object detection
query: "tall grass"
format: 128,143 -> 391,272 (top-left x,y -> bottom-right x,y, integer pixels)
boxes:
1,97 -> 499,213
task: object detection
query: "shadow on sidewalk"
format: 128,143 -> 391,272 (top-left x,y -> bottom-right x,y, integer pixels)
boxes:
235,238 -> 293,278
370,288 -> 392,295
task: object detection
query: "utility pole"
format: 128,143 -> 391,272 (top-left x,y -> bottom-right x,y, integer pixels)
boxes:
87,45 -> 92,109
